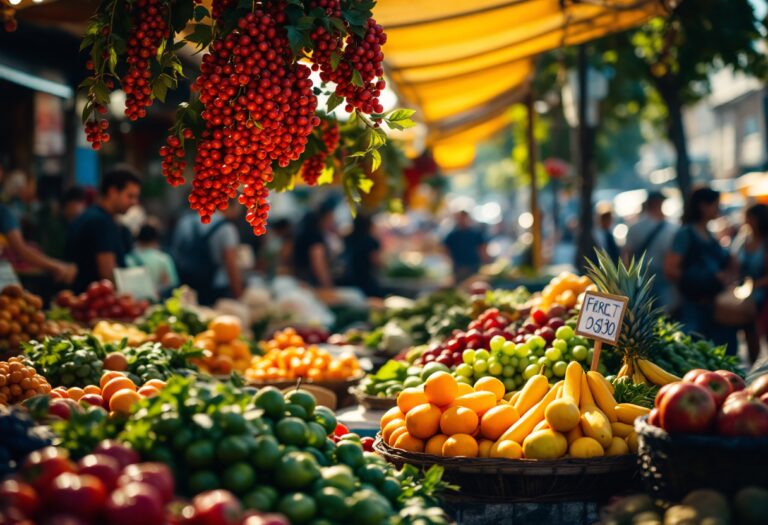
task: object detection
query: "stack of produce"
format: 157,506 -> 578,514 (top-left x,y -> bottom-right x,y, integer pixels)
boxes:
0,404 -> 53,476
245,329 -> 361,383
92,321 -> 149,346
538,272 -> 593,309
50,377 -> 452,525
192,315 -> 252,375
55,281 -> 149,324
381,363 -> 648,459
48,371 -> 165,417
0,357 -> 51,404
0,284 -> 46,357
138,289 -> 208,336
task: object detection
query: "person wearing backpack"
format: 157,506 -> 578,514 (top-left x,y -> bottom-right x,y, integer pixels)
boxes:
172,206 -> 243,306
624,191 -> 678,310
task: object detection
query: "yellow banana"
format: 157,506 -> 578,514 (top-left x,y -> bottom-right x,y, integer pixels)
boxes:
599,372 -> 615,395
514,374 -> 549,416
499,382 -> 562,444
617,362 -> 630,378
579,373 -> 594,410
586,371 -> 618,422
610,421 -> 634,438
563,361 -> 582,404
636,358 -> 681,386
614,403 -> 651,425
631,361 -> 649,385
566,424 -> 584,444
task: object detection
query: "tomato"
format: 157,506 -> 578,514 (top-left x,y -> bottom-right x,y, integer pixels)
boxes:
334,423 -> 350,437
22,447 -> 76,492
47,473 -> 107,519
192,490 -> 243,525
105,482 -> 165,525
77,454 -> 121,491
0,479 -> 40,517
118,463 -> 175,504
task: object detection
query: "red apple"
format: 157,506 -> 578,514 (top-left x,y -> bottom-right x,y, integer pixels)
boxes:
77,454 -> 121,491
655,383 -> 677,409
242,514 -> 291,525
693,372 -> 733,407
648,408 -> 661,427
105,483 -> 165,525
717,399 -> 768,437
79,394 -> 104,408
659,383 -> 717,434
715,370 -> 746,392
749,374 -> 768,397
49,399 -> 73,420
118,463 -> 174,504
192,490 -> 242,525
22,447 -> 76,492
47,473 -> 107,519
93,441 -> 139,469
0,479 -> 40,517
724,390 -> 753,407
682,369 -> 709,383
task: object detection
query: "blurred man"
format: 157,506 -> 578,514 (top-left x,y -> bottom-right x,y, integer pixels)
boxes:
66,166 -> 141,293
592,203 -> 620,262
443,210 -> 488,283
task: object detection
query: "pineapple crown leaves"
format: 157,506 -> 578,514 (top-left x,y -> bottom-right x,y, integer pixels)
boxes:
583,249 -> 665,358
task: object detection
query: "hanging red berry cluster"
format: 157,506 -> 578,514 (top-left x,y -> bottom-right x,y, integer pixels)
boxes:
302,119 -> 341,186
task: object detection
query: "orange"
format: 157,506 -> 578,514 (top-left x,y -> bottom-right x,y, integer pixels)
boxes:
100,371 -> 125,388
109,388 -> 141,414
210,315 -> 241,343
392,432 -> 424,453
474,377 -> 505,401
66,387 -> 84,401
478,439 -> 495,458
405,403 -> 442,439
102,376 -> 137,404
456,382 -> 474,396
387,426 -> 409,446
450,391 -> 496,416
381,418 -> 406,443
397,387 -> 428,415
143,379 -> 166,390
439,406 -> 479,436
424,372 -> 458,406
480,405 -> 520,440
83,385 -> 102,395
442,434 -> 479,458
424,434 -> 448,456
381,406 -> 405,429
137,385 -> 160,398
103,352 -> 128,372
490,440 -> 523,459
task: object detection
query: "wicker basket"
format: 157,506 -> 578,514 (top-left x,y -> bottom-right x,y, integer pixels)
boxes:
374,437 -> 639,503
349,386 -> 397,411
635,416 -> 768,500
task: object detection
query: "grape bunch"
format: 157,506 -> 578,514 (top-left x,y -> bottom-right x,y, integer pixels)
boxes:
0,404 -> 53,477
302,119 -> 340,186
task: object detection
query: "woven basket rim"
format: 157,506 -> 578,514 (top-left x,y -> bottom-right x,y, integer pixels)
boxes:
635,416 -> 768,448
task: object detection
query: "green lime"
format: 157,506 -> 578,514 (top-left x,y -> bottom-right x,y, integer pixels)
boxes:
251,435 -> 281,470
349,490 -> 393,525
155,414 -> 182,436
357,464 -> 386,486
219,410 -> 247,435
306,421 -> 328,449
363,452 -> 386,466
277,492 -> 317,524
146,445 -> 175,467
320,464 -> 356,494
188,470 -> 220,493
337,433 -> 361,444
242,485 -> 279,512
313,406 -> 337,435
285,403 -> 309,420
222,462 -> 256,495
275,452 -> 321,490
285,390 -> 316,417
304,447 -> 329,467
335,441 -> 364,470
217,435 -> 250,464
378,477 -> 402,502
253,387 -> 286,419
314,487 -> 349,520
172,428 -> 193,451
275,417 -> 309,446
185,440 -> 215,468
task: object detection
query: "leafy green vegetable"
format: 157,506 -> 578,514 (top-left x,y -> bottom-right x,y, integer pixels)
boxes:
24,335 -> 107,388
139,289 -> 207,336
612,378 -> 658,408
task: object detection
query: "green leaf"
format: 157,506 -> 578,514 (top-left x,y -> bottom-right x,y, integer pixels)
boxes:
193,5 -> 210,22
388,108 -> 416,122
329,17 -> 347,35
351,69 -> 364,88
80,34 -> 96,52
286,26 -> 307,56
369,149 -> 382,172
297,16 -> 315,30
326,92 -> 344,112
151,77 -> 170,102
92,82 -> 111,105
112,34 -> 126,56
330,50 -> 342,71
358,175 -> 374,193
171,0 -> 195,32
185,23 -> 213,48
108,47 -> 118,75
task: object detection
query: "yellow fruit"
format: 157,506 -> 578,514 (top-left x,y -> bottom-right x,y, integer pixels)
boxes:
388,426 -> 408,446
544,398 -> 581,432
393,432 -> 425,453
586,371 -> 618,422
424,372 -> 458,406
563,361 -> 582,404
474,377 -> 505,401
450,391 -> 496,416
605,436 -> 630,456
580,406 -> 613,448
442,433 -> 479,458
615,403 -> 651,425
456,382 -> 474,396
610,422 -> 634,438
566,425 -> 584,444
499,382 -> 562,444
405,403 -> 442,439
440,406 -> 479,436
532,419 -> 550,432
209,315 -> 241,342
477,439 -> 495,458
579,373 -> 594,409
425,434 -> 449,456
508,391 -> 521,405
397,387 -> 428,414
479,405 -> 520,440
382,418 -> 406,443
626,431 -> 639,453
522,429 -> 567,459
569,437 -> 604,458
490,440 -> 523,459
381,407 -> 405,429
513,374 -> 549,416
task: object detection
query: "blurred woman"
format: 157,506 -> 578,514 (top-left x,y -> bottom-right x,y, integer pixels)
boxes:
735,203 -> 768,362
664,186 -> 739,352
293,202 -> 336,289
342,214 -> 383,297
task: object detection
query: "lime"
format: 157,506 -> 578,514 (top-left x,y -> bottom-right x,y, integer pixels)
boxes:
378,477 -> 402,502
155,414 -> 182,436
275,417 -> 309,446
188,470 -> 220,493
219,410 -> 247,435
277,492 -> 317,524
217,435 -> 250,464
362,451 -> 386,466
253,387 -> 286,419
285,390 -> 316,417
320,464 -> 356,494
306,422 -> 328,448
313,406 -> 337,435
222,462 -> 256,494
275,452 -> 321,490
337,433 -> 361,444
172,428 -> 193,451
357,464 -> 386,486
242,485 -> 278,512
185,440 -> 215,468
335,442 -> 364,470
314,487 -> 349,520
305,447 -> 330,467
285,403 -> 309,420
349,490 -> 393,525
251,435 -> 281,470
146,445 -> 175,467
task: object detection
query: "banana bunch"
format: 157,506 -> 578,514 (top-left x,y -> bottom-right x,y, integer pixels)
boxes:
617,357 -> 681,386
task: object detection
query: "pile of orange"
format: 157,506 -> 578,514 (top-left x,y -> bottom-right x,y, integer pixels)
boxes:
50,371 -> 165,415
0,357 -> 51,404
244,328 -> 360,382
0,285 -> 46,356
540,272 -> 594,309
192,315 -> 251,374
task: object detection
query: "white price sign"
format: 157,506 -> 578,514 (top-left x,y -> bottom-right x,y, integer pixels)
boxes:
576,291 -> 628,345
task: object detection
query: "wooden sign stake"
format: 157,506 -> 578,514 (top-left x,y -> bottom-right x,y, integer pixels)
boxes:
590,340 -> 602,371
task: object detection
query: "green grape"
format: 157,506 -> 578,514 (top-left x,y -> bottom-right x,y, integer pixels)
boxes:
545,347 -> 562,361
455,363 -> 473,378
552,339 -> 568,352
473,360 -> 488,374
490,336 -> 506,353
528,335 -> 546,349
475,349 -> 490,361
552,361 -> 568,377
462,349 -> 476,364
500,355 -> 510,365
572,345 -> 588,361
488,362 -> 503,376
502,341 -> 516,356
503,377 -> 515,392
502,365 -> 515,377
555,326 -> 574,341
523,364 -> 539,380
515,343 -> 530,358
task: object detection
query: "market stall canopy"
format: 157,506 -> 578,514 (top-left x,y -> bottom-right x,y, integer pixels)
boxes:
374,0 -> 670,169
